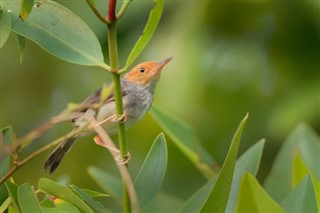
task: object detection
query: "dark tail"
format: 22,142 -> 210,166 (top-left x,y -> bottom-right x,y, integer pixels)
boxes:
44,138 -> 77,174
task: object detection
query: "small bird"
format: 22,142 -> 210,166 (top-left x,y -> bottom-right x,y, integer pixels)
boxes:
44,57 -> 173,174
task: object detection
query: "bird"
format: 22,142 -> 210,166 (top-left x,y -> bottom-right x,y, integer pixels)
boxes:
44,57 -> 173,174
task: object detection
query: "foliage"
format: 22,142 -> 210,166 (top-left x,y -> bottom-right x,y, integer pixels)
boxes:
1,0 -> 319,212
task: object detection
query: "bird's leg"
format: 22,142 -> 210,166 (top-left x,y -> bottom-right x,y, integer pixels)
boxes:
93,135 -> 131,165
111,111 -> 127,123
91,114 -> 116,128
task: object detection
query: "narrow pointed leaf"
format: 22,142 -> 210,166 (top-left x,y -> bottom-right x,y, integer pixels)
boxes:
69,185 -> 111,213
281,174 -> 318,212
292,152 -> 310,188
311,175 -> 320,210
180,139 -> 265,212
121,0 -> 165,72
134,133 -> 168,208
200,114 -> 249,212
150,106 -> 216,179
179,178 -> 216,212
5,181 -> 21,211
18,183 -> 43,213
87,166 -> 122,203
38,178 -> 93,213
264,123 -> 320,202
0,197 -> 11,212
19,0 -> 34,21
235,173 -> 284,213
14,32 -> 26,63
226,139 -> 265,212
72,187 -> 109,198
2,0 -> 109,69
0,9 -> 11,48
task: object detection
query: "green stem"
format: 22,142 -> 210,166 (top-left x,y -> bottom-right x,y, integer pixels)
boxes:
107,14 -> 131,213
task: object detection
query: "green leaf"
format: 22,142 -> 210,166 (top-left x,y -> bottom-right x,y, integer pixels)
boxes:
14,32 -> 26,63
5,181 -> 21,211
264,123 -> 320,202
235,173 -> 284,213
292,152 -> 310,188
0,197 -> 11,213
200,114 -> 249,212
281,174 -> 318,212
74,188 -> 109,198
226,139 -> 265,212
69,185 -> 111,213
180,139 -> 265,212
38,178 -> 93,213
18,183 -> 43,213
311,175 -> 320,211
150,106 -> 216,179
0,9 -> 11,48
43,201 -> 81,213
1,127 -> 12,205
134,133 -> 168,208
19,0 -> 34,21
87,167 -> 122,203
179,178 -> 217,212
2,0 -> 109,70
121,0 -> 165,72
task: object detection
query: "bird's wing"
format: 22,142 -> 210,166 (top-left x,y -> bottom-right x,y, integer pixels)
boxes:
76,83 -> 126,113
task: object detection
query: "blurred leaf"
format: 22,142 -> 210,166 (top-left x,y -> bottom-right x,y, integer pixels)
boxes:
1,127 -> 12,205
145,191 -> 184,212
292,152 -> 310,188
121,0 -> 164,72
0,197 -> 11,213
1,0 -> 109,69
17,183 -> 43,212
87,166 -> 122,203
264,123 -> 320,202
38,178 -> 93,213
14,33 -> 26,63
179,177 -> 216,212
311,175 -> 320,210
150,106 -> 216,179
281,174 -> 318,212
5,181 -> 21,211
235,173 -> 284,213
43,201 -> 81,213
19,0 -> 34,21
200,114 -> 248,212
226,139 -> 265,212
72,187 -> 109,198
69,185 -> 111,213
40,197 -> 55,208
134,133 -> 168,208
180,139 -> 265,212
0,9 -> 11,48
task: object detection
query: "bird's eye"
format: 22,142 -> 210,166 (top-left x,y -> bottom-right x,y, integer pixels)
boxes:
139,67 -> 145,73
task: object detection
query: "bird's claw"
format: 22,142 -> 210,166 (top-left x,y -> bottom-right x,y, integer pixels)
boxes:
111,111 -> 127,123
115,152 -> 131,165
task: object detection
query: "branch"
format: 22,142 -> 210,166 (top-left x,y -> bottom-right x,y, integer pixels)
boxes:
107,0 -> 117,22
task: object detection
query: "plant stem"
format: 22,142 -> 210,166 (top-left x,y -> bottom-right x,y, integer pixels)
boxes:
106,1 -> 131,212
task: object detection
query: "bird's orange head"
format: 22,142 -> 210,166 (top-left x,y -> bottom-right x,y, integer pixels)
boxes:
125,57 -> 173,86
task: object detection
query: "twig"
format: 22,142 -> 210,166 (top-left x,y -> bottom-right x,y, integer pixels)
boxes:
0,126 -> 86,185
91,119 -> 140,213
84,0 -> 110,24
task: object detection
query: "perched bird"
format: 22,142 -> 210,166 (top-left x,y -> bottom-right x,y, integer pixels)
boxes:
44,57 -> 173,174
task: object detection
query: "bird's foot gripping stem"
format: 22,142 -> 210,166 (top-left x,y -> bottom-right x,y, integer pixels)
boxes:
93,135 -> 131,165
111,111 -> 127,123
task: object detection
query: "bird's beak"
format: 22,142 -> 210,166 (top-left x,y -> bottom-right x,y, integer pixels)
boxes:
152,56 -> 173,76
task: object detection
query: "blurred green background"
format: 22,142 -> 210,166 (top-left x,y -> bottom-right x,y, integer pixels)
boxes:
1,0 -> 319,209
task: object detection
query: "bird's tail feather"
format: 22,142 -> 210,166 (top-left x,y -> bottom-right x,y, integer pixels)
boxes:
44,137 -> 77,174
